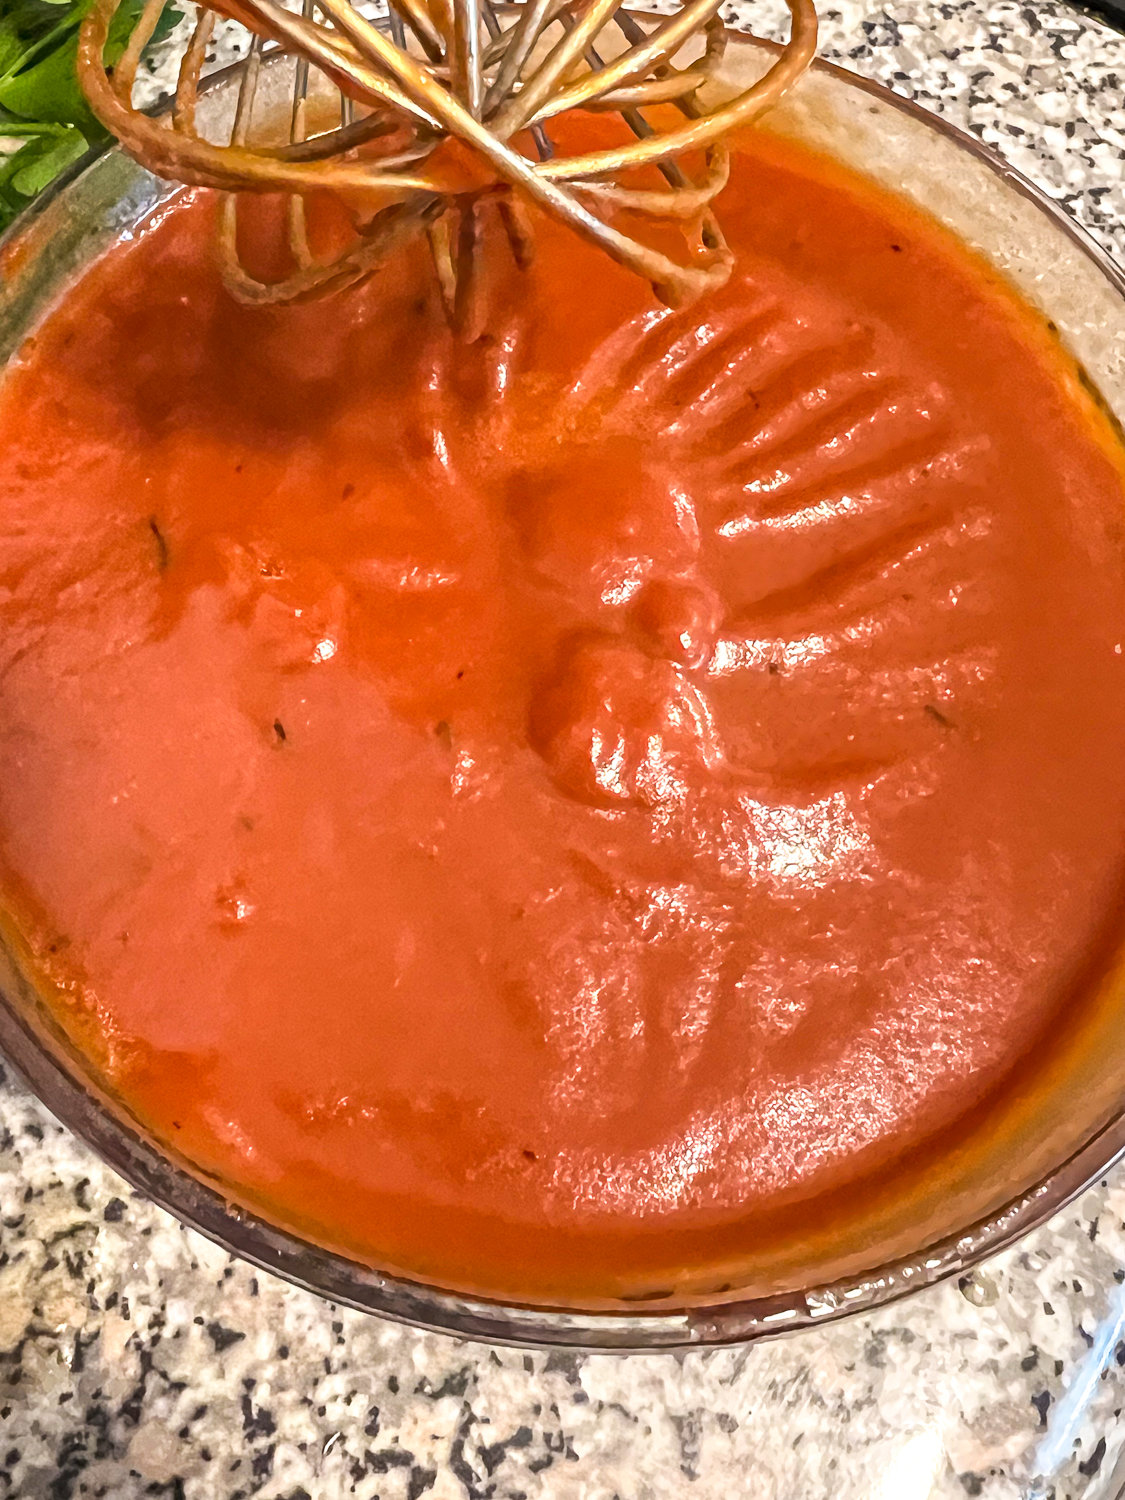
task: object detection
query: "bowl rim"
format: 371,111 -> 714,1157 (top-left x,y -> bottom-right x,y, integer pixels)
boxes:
2,28 -> 1125,1351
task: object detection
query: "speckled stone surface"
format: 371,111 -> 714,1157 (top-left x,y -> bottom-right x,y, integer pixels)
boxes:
6,3 -> 1125,1497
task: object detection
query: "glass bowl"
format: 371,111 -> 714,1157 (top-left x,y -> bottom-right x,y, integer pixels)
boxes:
2,28 -> 1125,1350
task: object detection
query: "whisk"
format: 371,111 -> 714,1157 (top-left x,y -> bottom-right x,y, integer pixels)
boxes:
76,0 -> 817,329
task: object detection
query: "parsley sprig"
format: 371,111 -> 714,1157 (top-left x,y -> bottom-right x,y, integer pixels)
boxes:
0,0 -> 179,229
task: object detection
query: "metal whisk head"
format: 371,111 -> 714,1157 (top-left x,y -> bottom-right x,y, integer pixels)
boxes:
77,0 -> 817,329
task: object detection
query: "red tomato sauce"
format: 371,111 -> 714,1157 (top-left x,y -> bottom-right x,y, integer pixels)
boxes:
2,125 -> 1125,1301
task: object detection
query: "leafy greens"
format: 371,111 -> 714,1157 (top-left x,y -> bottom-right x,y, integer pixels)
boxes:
0,0 -> 179,229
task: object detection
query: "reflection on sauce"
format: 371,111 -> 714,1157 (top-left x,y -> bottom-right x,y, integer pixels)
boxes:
2,122 -> 1125,1301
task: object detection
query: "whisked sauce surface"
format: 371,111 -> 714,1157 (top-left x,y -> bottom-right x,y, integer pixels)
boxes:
2,126 -> 1125,1299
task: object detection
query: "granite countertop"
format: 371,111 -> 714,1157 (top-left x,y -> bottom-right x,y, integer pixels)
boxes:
5,2 -> 1125,1497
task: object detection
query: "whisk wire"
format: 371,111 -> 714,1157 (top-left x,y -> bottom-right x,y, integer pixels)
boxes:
75,0 -> 818,324
173,9 -> 215,135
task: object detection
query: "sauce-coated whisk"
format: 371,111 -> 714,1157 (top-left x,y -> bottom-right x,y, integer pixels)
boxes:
77,0 -> 817,330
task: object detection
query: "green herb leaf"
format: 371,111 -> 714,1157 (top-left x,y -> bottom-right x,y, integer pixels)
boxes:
0,2 -> 88,89
0,20 -> 27,79
0,0 -> 180,231
0,35 -> 103,137
0,126 -> 79,228
8,122 -> 85,193
147,1 -> 181,50
0,119 -> 71,134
